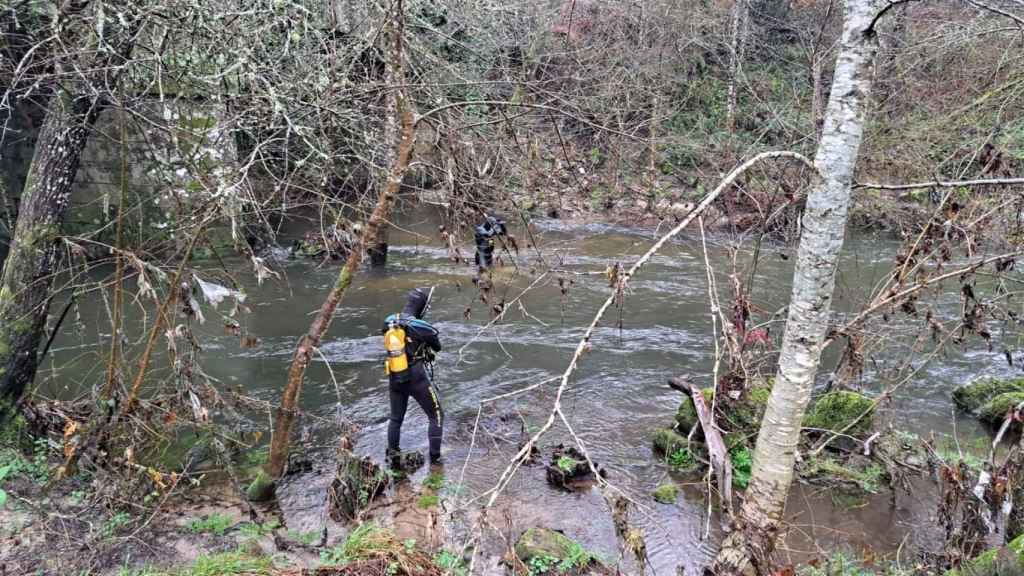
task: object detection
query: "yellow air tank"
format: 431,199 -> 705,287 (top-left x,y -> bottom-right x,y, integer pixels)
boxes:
384,324 -> 408,375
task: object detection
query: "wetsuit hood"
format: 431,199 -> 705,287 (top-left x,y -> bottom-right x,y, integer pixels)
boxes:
402,288 -> 430,319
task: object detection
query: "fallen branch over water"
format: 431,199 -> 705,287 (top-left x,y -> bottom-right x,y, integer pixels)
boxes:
465,150 -> 818,570
670,376 -> 734,518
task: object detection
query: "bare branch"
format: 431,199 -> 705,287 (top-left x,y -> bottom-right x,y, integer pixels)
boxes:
855,177 -> 1024,190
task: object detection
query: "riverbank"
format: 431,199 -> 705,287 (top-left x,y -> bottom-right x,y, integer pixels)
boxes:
1,208 -> 1015,575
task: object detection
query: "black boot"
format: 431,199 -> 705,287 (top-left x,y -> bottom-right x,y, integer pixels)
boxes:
386,448 -> 402,470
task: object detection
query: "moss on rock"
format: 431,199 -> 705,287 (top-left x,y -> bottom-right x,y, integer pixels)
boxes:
675,388 -> 715,432
979,392 -> 1024,426
953,378 -> 1024,412
652,428 -> 689,456
945,533 -> 1024,576
652,483 -> 679,504
800,455 -> 886,493
514,527 -> 577,564
803,391 -> 875,436
723,385 -> 772,433
246,470 -> 275,502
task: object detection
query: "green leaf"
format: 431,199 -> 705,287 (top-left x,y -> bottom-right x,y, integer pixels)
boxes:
0,488 -> 8,507
0,464 -> 11,481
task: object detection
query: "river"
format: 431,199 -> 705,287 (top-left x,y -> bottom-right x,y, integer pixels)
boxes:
43,206 -> 1008,574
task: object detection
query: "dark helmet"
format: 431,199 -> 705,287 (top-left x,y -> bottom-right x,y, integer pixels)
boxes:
402,287 -> 431,319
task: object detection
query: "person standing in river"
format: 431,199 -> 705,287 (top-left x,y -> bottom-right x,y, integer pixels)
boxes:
383,288 -> 444,467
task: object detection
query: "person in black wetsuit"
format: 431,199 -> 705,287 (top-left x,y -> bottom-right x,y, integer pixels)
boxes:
474,214 -> 507,270
384,288 -> 443,465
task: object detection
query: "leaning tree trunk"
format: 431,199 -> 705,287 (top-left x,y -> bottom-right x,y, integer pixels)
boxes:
368,14 -> 404,269
0,94 -> 102,420
252,1 -> 414,499
711,1 -> 883,574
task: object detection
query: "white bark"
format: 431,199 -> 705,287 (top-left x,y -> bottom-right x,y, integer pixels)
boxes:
713,0 -> 884,572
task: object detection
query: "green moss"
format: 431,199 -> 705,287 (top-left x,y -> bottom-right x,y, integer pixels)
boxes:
803,391 -> 875,436
953,378 -> 1024,412
748,386 -> 771,407
514,528 -> 588,567
979,392 -> 1024,425
667,447 -> 699,470
675,388 -> 715,432
724,385 -> 772,433
246,470 -> 275,502
652,483 -> 679,504
945,533 -> 1024,576
801,456 -> 886,493
417,494 -> 439,509
422,472 -> 444,490
652,428 -> 688,456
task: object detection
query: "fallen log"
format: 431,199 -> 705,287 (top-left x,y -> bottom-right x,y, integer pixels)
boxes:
668,376 -> 734,517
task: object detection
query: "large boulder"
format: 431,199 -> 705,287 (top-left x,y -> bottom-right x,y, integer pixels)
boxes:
513,528 -> 603,574
514,528 -> 577,562
979,392 -> 1024,426
953,378 -> 1024,412
803,391 -> 875,436
652,428 -> 688,456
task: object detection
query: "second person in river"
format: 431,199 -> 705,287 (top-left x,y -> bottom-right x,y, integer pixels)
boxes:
383,288 -> 443,466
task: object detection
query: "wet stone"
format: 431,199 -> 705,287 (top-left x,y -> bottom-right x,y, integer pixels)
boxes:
979,391 -> 1024,426
803,390 -> 875,436
545,444 -> 604,491
953,378 -> 1024,413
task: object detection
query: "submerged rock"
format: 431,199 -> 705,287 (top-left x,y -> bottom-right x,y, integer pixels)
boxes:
513,528 -> 604,574
803,391 -> 875,436
652,428 -> 688,457
546,444 -> 602,490
514,528 -> 577,563
652,483 -> 678,504
979,391 -> 1024,426
953,378 -> 1024,413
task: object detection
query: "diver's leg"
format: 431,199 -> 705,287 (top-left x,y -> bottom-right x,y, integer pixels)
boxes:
387,385 -> 409,459
410,376 -> 444,462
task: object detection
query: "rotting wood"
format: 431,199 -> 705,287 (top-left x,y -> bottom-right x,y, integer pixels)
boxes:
670,376 -> 734,518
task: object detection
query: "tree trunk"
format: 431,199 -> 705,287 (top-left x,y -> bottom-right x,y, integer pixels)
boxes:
261,0 -> 414,487
0,94 -> 102,421
368,227 -> 389,266
725,0 -> 749,135
711,1 -> 883,574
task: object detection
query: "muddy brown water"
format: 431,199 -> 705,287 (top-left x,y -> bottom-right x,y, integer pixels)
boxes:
43,207 -> 1006,574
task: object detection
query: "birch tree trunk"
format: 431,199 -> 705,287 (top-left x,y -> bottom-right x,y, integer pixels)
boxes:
0,94 -> 102,421
711,1 -> 884,573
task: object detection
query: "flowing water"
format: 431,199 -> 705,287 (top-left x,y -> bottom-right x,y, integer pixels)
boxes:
43,207 -> 1010,574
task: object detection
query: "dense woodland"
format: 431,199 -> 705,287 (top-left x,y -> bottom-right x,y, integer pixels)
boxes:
2,0 -> 1024,575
